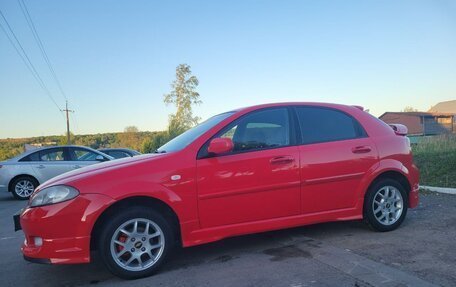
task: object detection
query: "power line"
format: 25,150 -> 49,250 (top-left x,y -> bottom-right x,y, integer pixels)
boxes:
0,8 -> 62,112
17,0 -> 67,101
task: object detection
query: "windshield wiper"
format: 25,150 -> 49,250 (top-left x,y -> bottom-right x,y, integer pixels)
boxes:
153,150 -> 166,154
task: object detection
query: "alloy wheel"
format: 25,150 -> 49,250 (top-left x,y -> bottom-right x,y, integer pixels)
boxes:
372,185 -> 404,226
14,180 -> 35,198
110,218 -> 165,272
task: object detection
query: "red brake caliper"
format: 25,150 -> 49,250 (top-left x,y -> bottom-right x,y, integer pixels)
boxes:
117,235 -> 127,252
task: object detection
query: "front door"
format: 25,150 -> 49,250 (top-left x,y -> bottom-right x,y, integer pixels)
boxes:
68,147 -> 106,169
197,107 -> 301,228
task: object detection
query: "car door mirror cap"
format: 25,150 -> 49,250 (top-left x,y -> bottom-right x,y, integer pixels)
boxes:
95,155 -> 106,161
208,138 -> 234,155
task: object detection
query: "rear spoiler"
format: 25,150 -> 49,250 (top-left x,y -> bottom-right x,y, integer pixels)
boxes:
389,124 -> 408,136
352,105 -> 364,111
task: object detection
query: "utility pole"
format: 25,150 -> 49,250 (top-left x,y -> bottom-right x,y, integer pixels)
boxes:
61,100 -> 74,145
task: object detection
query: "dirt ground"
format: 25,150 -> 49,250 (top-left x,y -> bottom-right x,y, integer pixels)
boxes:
0,191 -> 454,287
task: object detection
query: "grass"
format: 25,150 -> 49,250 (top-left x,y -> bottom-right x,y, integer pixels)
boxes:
412,134 -> 456,188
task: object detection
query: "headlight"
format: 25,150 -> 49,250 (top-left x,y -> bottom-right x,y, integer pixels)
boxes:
29,185 -> 79,207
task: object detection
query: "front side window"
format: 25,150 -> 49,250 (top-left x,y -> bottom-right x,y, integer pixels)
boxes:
71,148 -> 100,161
39,148 -> 65,161
157,112 -> 235,153
215,108 -> 290,154
295,106 -> 366,144
107,151 -> 130,159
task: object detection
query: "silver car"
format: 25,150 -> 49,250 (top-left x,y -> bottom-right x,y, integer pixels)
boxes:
0,145 -> 113,200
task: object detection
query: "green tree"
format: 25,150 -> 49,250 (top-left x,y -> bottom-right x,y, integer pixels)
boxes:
117,126 -> 141,150
141,131 -> 170,153
58,132 -> 74,145
402,106 -> 418,112
124,126 -> 139,133
164,64 -> 201,138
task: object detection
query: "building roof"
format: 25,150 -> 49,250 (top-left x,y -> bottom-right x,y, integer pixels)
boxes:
428,100 -> 456,113
379,111 -> 455,118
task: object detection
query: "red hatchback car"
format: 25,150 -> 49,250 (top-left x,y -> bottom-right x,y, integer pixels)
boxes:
15,102 -> 419,279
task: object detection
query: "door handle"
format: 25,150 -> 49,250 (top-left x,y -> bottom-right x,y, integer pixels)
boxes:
270,156 -> 294,165
352,146 -> 372,154
73,165 -> 81,169
36,165 -> 45,169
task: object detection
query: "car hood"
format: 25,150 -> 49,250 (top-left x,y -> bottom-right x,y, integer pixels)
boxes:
37,153 -> 168,190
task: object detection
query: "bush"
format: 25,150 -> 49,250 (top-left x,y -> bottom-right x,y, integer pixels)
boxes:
141,131 -> 170,153
412,134 -> 456,187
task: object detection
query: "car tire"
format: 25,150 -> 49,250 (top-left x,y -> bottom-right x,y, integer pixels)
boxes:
364,178 -> 408,232
10,176 -> 38,200
98,207 -> 174,279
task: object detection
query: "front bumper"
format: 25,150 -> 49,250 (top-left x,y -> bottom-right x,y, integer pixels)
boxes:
19,193 -> 114,264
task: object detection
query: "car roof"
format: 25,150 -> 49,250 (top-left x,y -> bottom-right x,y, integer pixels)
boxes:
234,102 -> 361,113
99,148 -> 135,151
99,148 -> 141,155
8,145 -> 105,162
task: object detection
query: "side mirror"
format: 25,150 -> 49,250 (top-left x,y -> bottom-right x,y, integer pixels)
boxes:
95,155 -> 106,161
208,138 -> 234,155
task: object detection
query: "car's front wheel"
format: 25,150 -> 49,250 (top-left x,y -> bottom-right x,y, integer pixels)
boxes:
11,176 -> 38,200
364,178 -> 408,232
98,207 -> 174,279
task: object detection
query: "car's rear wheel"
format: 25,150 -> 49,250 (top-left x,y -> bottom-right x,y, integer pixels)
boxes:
98,207 -> 174,279
11,176 -> 38,200
364,178 -> 408,232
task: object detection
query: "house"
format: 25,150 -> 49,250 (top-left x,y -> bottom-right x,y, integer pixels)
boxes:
379,100 -> 456,136
429,100 -> 456,113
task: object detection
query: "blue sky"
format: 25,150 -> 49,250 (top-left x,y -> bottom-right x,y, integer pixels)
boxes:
1,0 -> 455,138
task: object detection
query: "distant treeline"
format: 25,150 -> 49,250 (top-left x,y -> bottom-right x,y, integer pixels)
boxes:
0,130 -> 171,161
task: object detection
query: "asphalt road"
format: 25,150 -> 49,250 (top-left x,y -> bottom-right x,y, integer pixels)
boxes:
1,191 -> 455,287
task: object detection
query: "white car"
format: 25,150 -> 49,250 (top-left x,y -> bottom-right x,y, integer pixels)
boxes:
0,145 -> 113,200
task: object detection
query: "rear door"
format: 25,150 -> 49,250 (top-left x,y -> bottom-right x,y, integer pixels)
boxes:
31,147 -> 74,182
295,106 -> 378,214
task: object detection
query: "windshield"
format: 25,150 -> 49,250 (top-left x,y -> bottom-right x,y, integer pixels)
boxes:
157,112 -> 235,153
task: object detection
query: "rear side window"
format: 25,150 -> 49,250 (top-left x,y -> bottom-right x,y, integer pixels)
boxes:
39,148 -> 65,161
19,152 -> 40,162
295,107 -> 366,144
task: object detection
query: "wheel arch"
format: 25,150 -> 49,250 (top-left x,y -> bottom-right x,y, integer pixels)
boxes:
90,196 -> 182,251
362,170 -> 411,230
8,174 -> 39,193
364,158 -> 413,197
367,170 -> 411,195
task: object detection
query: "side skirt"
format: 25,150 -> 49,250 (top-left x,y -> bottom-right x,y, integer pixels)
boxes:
182,207 -> 363,247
